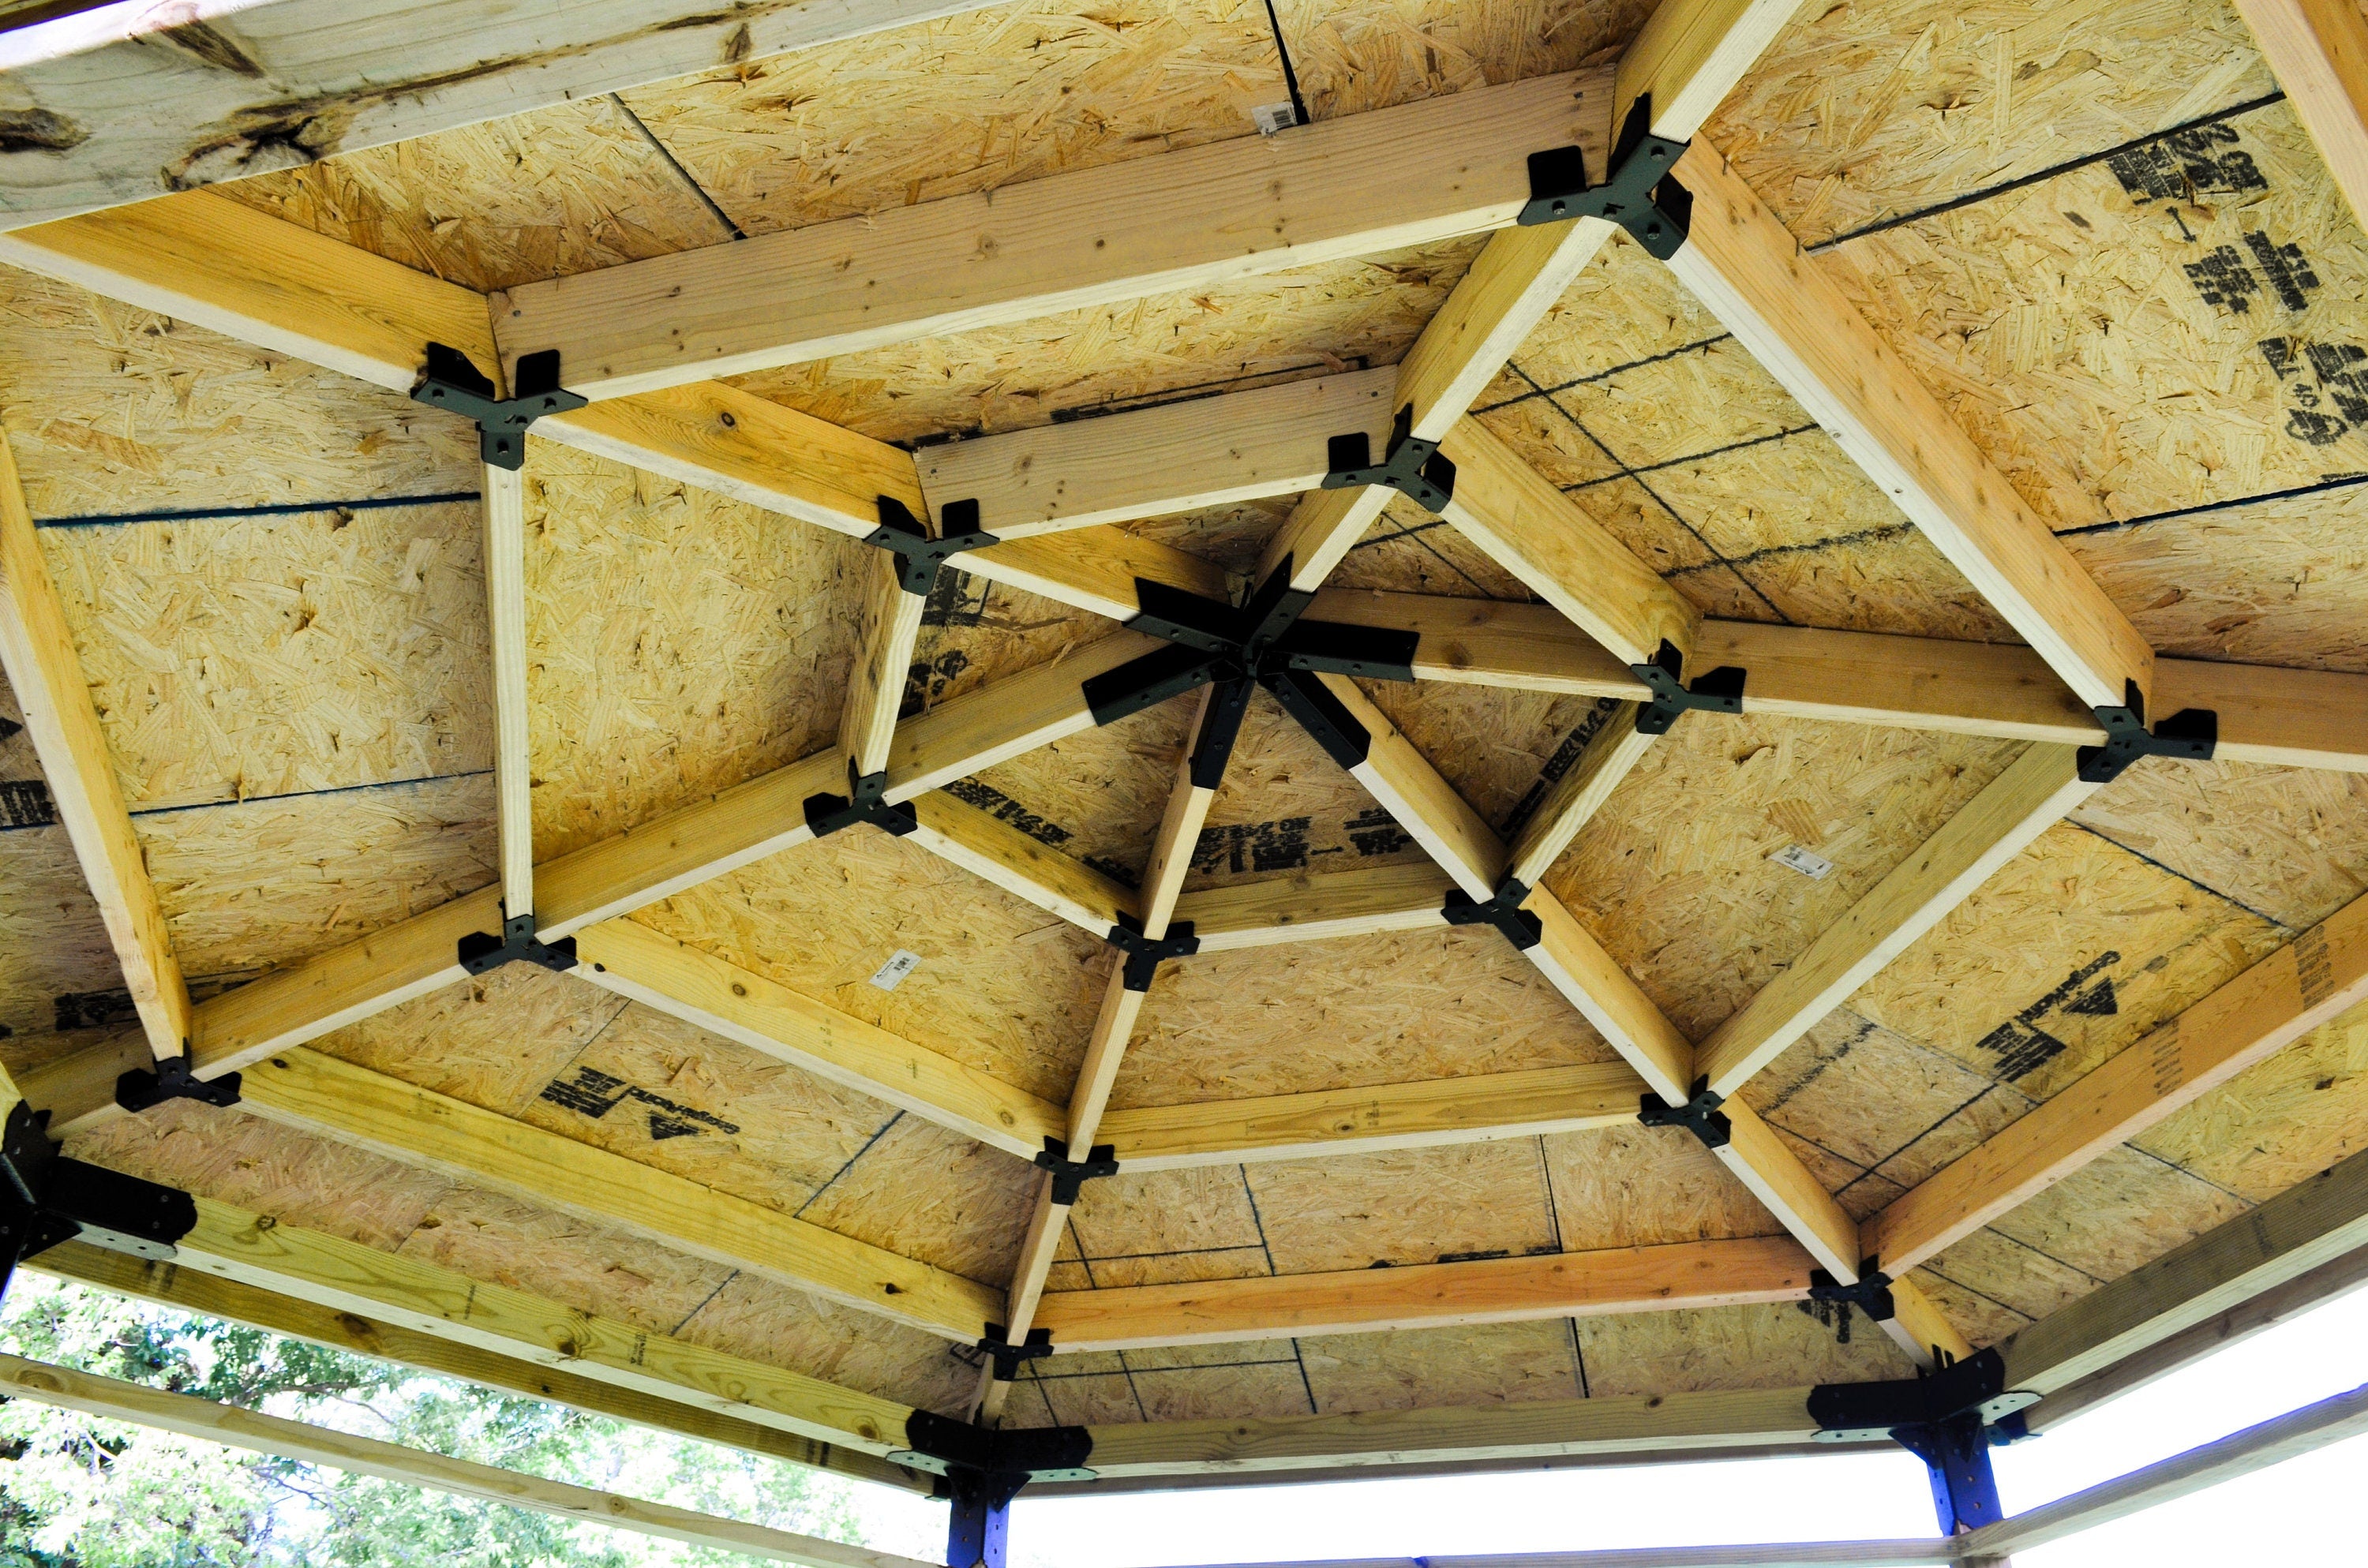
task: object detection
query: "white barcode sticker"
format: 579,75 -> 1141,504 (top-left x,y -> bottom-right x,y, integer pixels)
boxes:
869,949 -> 923,990
1252,101 -> 1301,136
1771,844 -> 1834,879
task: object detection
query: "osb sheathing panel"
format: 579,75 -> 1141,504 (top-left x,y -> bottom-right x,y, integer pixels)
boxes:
523,440 -> 864,861
674,1269 -> 976,1417
137,773 -> 496,980
1246,1139 -> 1561,1273
1938,1142 -> 2253,1293
42,503 -> 491,812
1065,1166 -> 1272,1287
1187,682 -> 1426,892
2137,996 -> 2368,1204
792,1112 -> 1038,1283
1543,1123 -> 1780,1250
0,821 -> 123,1060
1111,925 -> 1612,1110
631,828 -> 1109,1103
1708,0 -> 2278,249
1329,495 -> 1535,601
0,273 -> 474,520
309,962 -> 622,1113
1542,712 -> 2025,1041
1119,500 -> 1284,582
960,693 -> 1196,889
1358,678 -> 1613,836
906,579 -> 1109,723
1025,1349 -> 1315,1426
1576,1300 -> 1914,1396
1301,1319 -> 1583,1411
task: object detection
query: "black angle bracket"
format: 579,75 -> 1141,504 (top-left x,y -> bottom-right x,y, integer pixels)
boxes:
1106,915 -> 1200,992
410,343 -> 587,471
1631,639 -> 1746,735
1637,1076 -> 1732,1149
804,761 -> 919,840
116,1052 -> 242,1113
1322,402 -> 1456,511
2,1100 -> 199,1304
1799,1261 -> 1895,1344
890,1407 -> 1098,1507
1519,93 -> 1693,260
1441,875 -> 1542,951
1034,1138 -> 1121,1205
458,911 -> 579,975
973,1324 -> 1058,1383
1261,665 -> 1375,769
867,497 -> 998,597
2078,680 -> 2218,784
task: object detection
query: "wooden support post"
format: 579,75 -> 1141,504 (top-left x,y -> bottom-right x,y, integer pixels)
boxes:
480,461 -> 535,923
0,426 -> 190,1065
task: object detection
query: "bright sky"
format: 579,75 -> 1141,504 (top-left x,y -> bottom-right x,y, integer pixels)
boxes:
838,1284 -> 2368,1566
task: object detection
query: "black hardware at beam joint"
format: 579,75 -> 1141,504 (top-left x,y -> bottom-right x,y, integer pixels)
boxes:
804,763 -> 919,840
973,1323 -> 1056,1383
887,1409 -> 1096,1568
1631,639 -> 1746,735
1034,1137 -> 1120,1204
458,911 -> 578,975
2077,680 -> 2218,784
410,344 -> 587,470
1637,1076 -> 1732,1149
1519,93 -> 1693,260
1105,915 -> 1200,992
1798,1262 -> 1896,1344
1,1101 -> 198,1307
116,1052 -> 242,1113
1321,403 -> 1456,511
865,497 -> 998,597
1808,1346 -> 2040,1536
1441,875 -> 1542,951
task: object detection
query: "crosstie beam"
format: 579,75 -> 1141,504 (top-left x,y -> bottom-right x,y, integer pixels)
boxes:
1661,146 -> 2154,712
0,1353 -> 930,1568
1868,892 -> 2368,1277
0,420 -> 191,1064
492,72 -> 1616,402
1173,862 -> 1456,950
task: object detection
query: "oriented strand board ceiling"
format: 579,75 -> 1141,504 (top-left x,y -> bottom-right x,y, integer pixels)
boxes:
3,0 -> 2367,1486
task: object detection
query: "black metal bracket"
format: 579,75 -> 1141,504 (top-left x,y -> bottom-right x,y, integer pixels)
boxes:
865,497 -> 998,597
1,1101 -> 198,1304
1798,1262 -> 1896,1344
973,1323 -> 1057,1383
410,343 -> 586,470
1441,874 -> 1542,951
1631,639 -> 1746,735
2077,680 -> 2218,784
1807,1346 -> 2040,1444
1321,403 -> 1456,511
804,762 -> 920,840
1637,1076 -> 1733,1149
1033,1137 -> 1121,1205
1261,665 -> 1375,769
116,1052 -> 242,1113
1519,94 -> 1693,260
457,911 -> 579,975
1106,915 -> 1200,992
888,1408 -> 1098,1507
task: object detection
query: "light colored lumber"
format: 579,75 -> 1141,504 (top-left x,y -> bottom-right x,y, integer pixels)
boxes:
1868,892 -> 2368,1276
235,1048 -> 1000,1341
1062,980 -> 1150,1158
841,555 -> 929,780
948,525 -> 1233,623
1695,744 -> 2095,1095
481,461 -> 534,919
1174,861 -> 1455,952
1524,895 -> 1695,1105
0,1353 -> 931,1568
1504,703 -> 1658,887
916,365 -> 1396,538
1437,416 -> 1700,668
29,1238 -> 927,1492
1100,1062 -> 1648,1171
0,424 -> 190,1063
1310,588 -> 1643,696
1317,672 -> 1507,898
1617,0 -> 1818,139
1395,218 -> 1621,442
905,791 -> 1141,936
574,919 -> 1062,1161
492,69 -> 1615,401
885,631 -> 1161,795
2233,0 -> 2368,235
1962,1379 -> 2368,1561
1662,144 -> 2153,711
0,0 -> 997,230
2156,655 -> 2368,773
1256,483 -> 1396,596
1034,1237 -> 1814,1350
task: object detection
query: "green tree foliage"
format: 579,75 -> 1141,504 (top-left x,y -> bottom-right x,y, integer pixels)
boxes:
0,1274 -> 867,1567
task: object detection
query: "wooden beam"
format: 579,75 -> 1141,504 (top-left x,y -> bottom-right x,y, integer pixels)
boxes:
1101,1061 -> 1647,1171
0,0 -> 997,230
1504,702 -> 1658,888
493,71 -> 1616,402
29,1238 -> 929,1492
1173,861 -> 1455,952
1695,744 -> 2096,1096
1868,892 -> 2368,1278
1614,0 -> 1818,140
1254,482 -> 1396,600
2232,0 -> 2368,234
233,1048 -> 1001,1341
573,917 -> 1063,1162
1523,895 -> 1695,1106
1318,672 -> 1506,899
0,1353 -> 931,1568
905,789 -> 1141,936
481,460 -> 534,921
841,559 -> 927,785
1034,1236 -> 1815,1351
1662,145 -> 2154,712
0,429 -> 191,1063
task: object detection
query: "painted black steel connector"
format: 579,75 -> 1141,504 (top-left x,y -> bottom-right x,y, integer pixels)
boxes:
1519,94 -> 1693,260
865,497 -> 998,596
458,911 -> 578,975
1033,1138 -> 1120,1205
888,1409 -> 1096,1568
1630,639 -> 1746,735
1441,874 -> 1542,951
1322,402 -> 1456,511
0,1101 -> 197,1306
1799,1262 -> 1897,1343
2078,680 -> 2217,783
1808,1346 -> 2040,1536
410,343 -> 586,470
804,762 -> 919,840
1637,1076 -> 1732,1148
116,1051 -> 242,1113
972,1323 -> 1057,1383
1105,915 -> 1200,992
